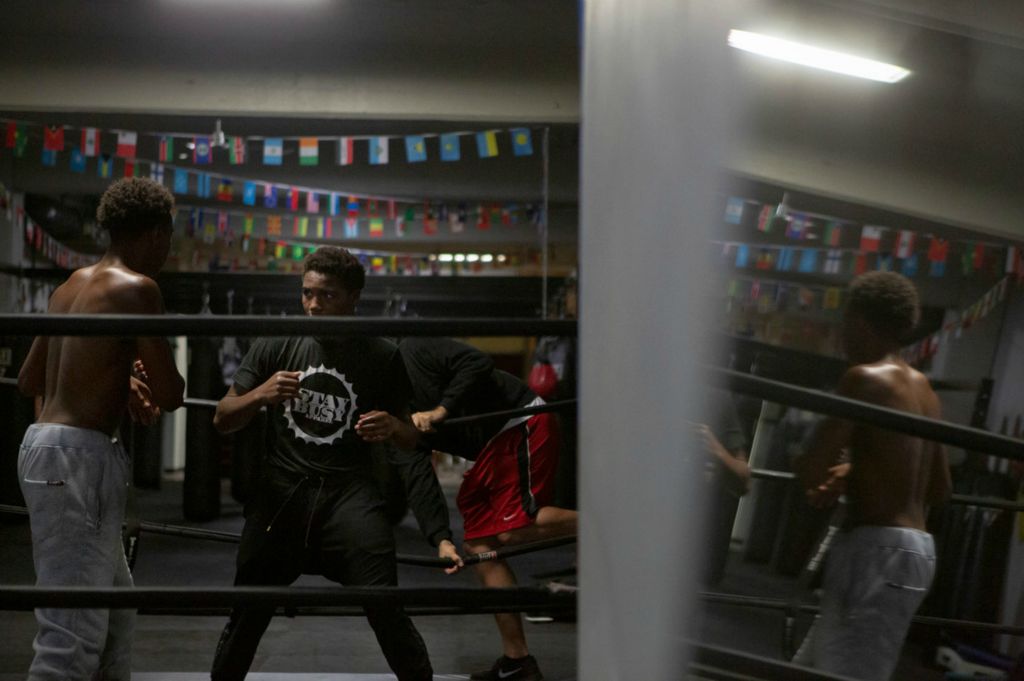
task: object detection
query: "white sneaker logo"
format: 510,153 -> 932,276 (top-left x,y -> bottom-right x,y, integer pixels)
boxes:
503,513 -> 517,521
498,668 -> 522,679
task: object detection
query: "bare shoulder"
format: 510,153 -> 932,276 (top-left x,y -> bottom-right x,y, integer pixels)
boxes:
837,363 -> 894,401
95,267 -> 164,314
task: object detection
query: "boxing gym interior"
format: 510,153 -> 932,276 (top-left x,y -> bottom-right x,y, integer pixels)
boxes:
2,2 -> 1024,680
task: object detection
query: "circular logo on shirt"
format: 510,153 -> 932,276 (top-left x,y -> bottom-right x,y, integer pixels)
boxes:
282,364 -> 358,446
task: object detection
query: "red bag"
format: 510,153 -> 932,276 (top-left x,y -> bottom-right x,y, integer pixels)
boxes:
528,361 -> 559,400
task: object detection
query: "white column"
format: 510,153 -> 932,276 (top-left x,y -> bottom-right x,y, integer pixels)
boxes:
579,2 -> 737,679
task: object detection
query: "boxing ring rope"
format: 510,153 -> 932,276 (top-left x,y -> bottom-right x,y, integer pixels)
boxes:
0,313 -> 577,338
0,584 -> 574,612
0,503 -> 576,568
747,468 -> 1024,513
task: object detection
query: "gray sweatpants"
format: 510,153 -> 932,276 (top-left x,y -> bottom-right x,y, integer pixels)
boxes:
792,525 -> 935,681
18,423 -> 134,681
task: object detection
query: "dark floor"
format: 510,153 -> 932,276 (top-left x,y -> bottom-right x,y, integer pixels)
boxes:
0,477 -> 949,680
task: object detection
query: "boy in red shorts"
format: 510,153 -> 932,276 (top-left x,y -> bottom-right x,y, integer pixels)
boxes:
399,337 -> 578,681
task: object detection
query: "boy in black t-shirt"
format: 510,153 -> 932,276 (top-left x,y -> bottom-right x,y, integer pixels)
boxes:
209,247 -> 459,681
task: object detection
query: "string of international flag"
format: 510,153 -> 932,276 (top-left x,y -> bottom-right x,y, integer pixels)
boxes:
722,195 -> 1024,280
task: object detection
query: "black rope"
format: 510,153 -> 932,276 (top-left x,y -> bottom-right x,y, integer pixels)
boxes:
698,590 -> 1024,637
0,314 -> 577,338
748,468 -> 1024,512
0,503 -> 574,567
440,399 -> 576,427
0,585 -> 574,611
713,367 -> 1024,461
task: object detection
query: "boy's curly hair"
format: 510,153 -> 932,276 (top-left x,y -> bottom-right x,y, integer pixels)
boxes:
97,178 -> 174,238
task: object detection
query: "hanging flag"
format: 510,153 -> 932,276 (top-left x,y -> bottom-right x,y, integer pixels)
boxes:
274,241 -> 286,259
228,137 -> 246,165
337,137 -> 353,165
197,173 -> 212,198
369,137 -> 389,165
345,217 -> 359,238
859,225 -> 884,252
510,128 -> 533,156
263,138 -> 283,165
266,215 -> 282,236
927,237 -> 949,263
97,153 -> 112,178
823,221 -> 842,247
69,148 -> 86,173
449,210 -> 463,233
193,137 -> 213,164
395,211 -> 406,237
287,187 -> 299,211
877,253 -> 893,271
1003,245 -> 1019,274
824,288 -> 842,310
43,126 -> 65,151
824,249 -> 842,274
5,121 -> 19,148
854,253 -> 868,275
133,160 -> 145,177
370,217 -> 384,237
757,205 -> 773,233
263,184 -> 278,208
157,136 -> 173,162
367,199 -> 379,216
929,259 -> 946,277
347,196 -> 360,216
329,193 -> 340,216
244,214 -> 254,235
9,123 -> 28,157
242,182 -> 257,206
298,216 -> 308,237
315,217 -> 325,238
734,244 -> 750,268
216,178 -> 233,202
798,248 -> 818,273
386,200 -> 397,220
724,197 -> 744,225
299,137 -> 319,166
122,159 -> 135,177
405,135 -> 427,163
960,244 -> 974,276
901,253 -> 919,277
173,168 -> 189,194
476,204 -> 490,230
324,217 -> 333,238
115,131 -> 137,158
41,148 -> 57,167
785,214 -> 807,240
755,249 -> 774,270
777,247 -> 794,271
894,230 -> 916,259
440,133 -> 461,162
217,211 -> 228,234
476,131 -> 498,158
150,163 -> 165,183
306,191 -> 319,213
973,243 -> 985,270
82,128 -> 100,156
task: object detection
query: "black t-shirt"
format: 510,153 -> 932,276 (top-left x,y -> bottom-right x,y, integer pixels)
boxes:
232,336 -> 411,476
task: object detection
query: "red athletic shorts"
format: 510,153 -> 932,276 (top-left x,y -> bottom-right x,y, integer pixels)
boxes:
457,412 -> 560,541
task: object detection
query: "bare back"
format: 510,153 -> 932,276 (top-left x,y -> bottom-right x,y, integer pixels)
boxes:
31,263 -> 165,435
844,361 -> 947,530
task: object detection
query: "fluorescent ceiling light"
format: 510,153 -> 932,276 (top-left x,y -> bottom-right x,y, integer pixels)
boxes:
438,253 -> 454,263
727,29 -> 910,83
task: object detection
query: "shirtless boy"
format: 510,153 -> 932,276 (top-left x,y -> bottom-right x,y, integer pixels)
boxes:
17,177 -> 185,681
792,271 -> 951,681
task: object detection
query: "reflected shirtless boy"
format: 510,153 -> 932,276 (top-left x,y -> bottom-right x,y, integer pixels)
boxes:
17,177 -> 185,681
792,271 -> 951,681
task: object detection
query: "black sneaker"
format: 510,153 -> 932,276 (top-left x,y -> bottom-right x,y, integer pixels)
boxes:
469,654 -> 544,680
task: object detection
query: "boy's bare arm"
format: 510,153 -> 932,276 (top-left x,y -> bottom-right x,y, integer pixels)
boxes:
17,337 -> 48,397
